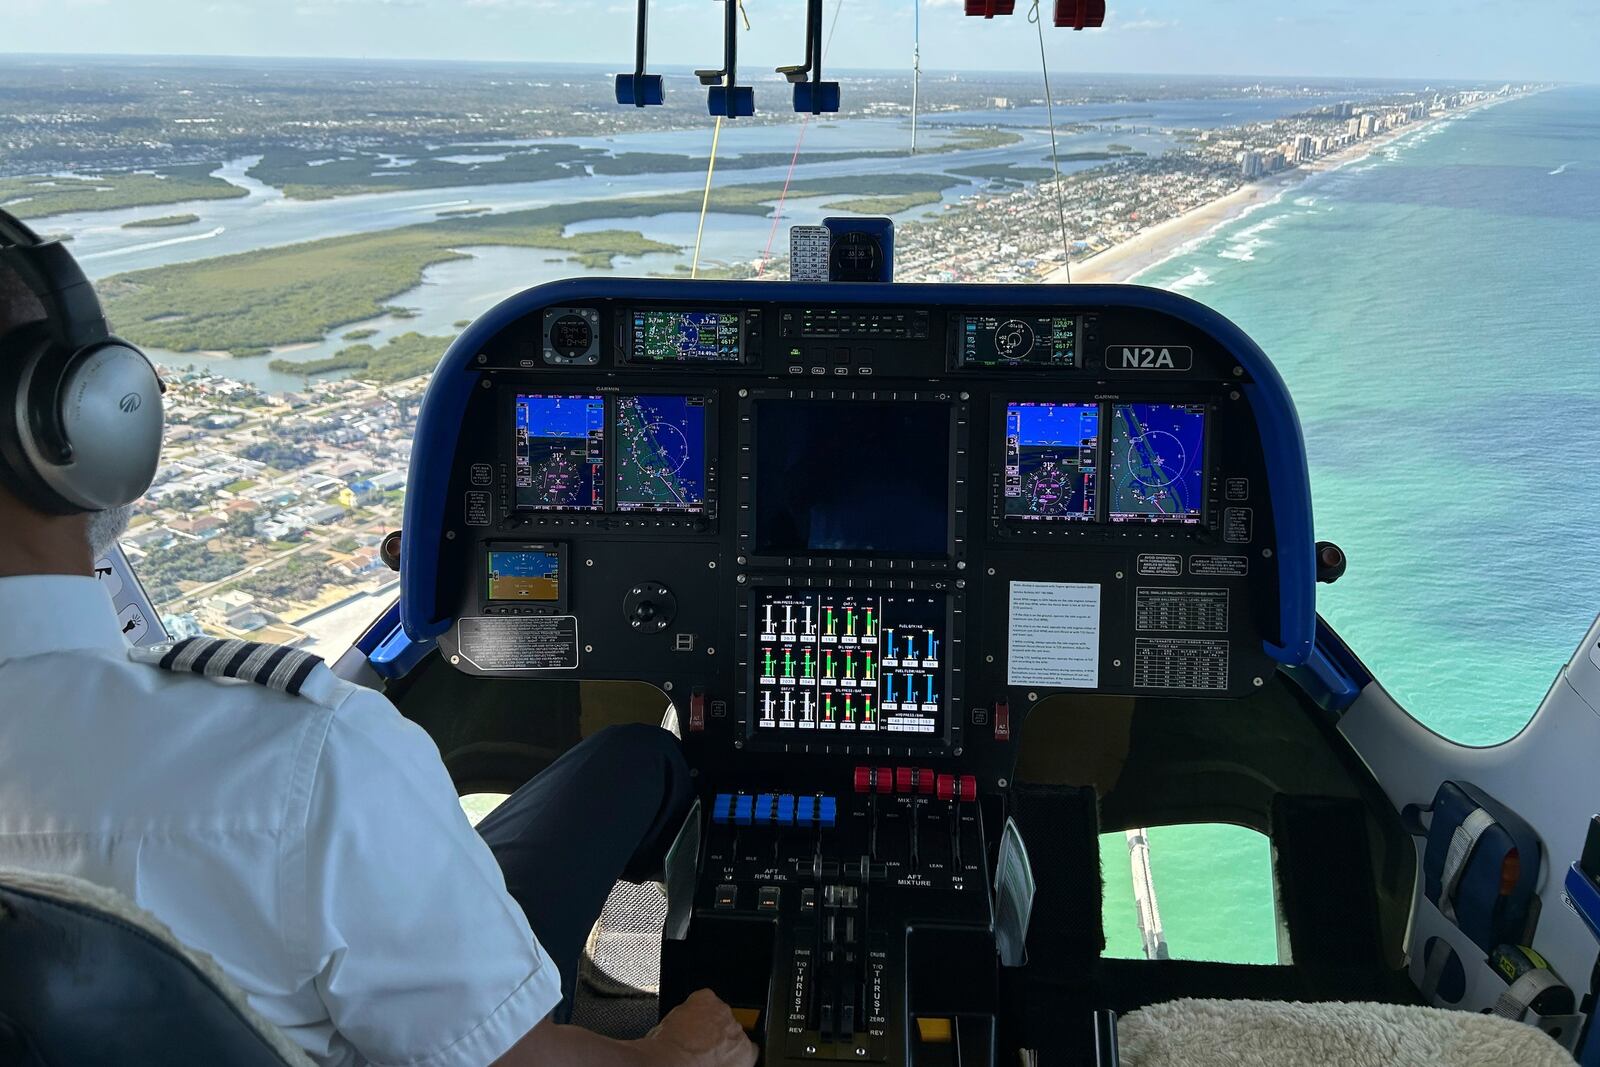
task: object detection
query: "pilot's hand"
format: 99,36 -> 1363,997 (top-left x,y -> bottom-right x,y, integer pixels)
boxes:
643,988 -> 758,1067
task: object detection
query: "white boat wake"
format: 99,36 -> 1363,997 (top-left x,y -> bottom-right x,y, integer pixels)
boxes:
82,226 -> 226,259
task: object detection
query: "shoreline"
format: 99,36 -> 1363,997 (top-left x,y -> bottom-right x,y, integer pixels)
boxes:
1048,97 -> 1506,286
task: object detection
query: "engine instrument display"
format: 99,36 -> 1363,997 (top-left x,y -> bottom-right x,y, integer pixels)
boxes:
628,309 -> 743,364
486,548 -> 562,602
615,394 -> 710,513
1108,402 -> 1207,523
513,394 -> 605,511
1004,401 -> 1099,521
959,314 -> 1077,368
752,400 -> 951,558
751,589 -> 948,738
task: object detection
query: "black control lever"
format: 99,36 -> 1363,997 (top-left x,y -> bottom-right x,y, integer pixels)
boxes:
697,0 -> 754,117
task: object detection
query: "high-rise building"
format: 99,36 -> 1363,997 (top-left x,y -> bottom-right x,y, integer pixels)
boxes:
1347,116 -> 1363,138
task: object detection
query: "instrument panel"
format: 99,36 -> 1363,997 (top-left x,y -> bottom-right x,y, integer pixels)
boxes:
404,280 -> 1313,1067
412,281 -> 1303,784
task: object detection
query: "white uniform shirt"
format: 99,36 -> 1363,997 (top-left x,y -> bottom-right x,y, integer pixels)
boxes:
0,575 -> 561,1067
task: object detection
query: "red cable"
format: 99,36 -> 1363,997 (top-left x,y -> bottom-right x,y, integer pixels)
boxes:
758,113 -> 812,276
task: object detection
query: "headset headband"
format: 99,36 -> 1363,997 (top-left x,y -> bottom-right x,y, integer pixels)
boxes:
0,209 -> 109,351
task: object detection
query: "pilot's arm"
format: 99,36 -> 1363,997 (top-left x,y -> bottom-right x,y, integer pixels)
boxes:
300,688 -> 752,1067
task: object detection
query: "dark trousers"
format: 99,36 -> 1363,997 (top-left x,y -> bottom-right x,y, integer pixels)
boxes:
474,723 -> 692,1019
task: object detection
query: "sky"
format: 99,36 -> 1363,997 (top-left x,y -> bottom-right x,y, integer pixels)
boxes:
1,0 -> 1595,83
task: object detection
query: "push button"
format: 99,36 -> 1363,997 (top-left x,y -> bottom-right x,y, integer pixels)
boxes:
758,885 -> 781,911
715,884 -> 738,909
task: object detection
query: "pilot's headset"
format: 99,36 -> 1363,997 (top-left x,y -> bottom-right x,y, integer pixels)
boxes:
0,207 -> 164,514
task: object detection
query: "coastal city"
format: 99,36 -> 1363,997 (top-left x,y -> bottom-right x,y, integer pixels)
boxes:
0,59 -> 1531,653
888,87 -> 1515,282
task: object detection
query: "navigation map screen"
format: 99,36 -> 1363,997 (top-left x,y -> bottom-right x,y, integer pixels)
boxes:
751,589 -> 949,739
753,400 -> 951,558
1004,401 -> 1099,521
615,394 -> 710,513
628,309 -> 743,364
487,549 -> 561,602
959,314 -> 1077,367
513,394 -> 605,511
1108,403 -> 1207,523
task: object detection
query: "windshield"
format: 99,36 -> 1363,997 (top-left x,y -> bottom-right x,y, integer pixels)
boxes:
4,5 -> 1596,945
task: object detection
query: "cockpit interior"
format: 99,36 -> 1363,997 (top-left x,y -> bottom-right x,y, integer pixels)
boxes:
2,5 -> 1599,1067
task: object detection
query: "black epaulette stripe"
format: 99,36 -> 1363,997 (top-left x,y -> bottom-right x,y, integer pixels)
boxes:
158,638 -> 197,671
187,639 -> 229,674
152,636 -> 324,696
256,645 -> 297,687
284,654 -> 320,696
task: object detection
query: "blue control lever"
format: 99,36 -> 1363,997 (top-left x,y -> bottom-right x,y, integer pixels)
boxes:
698,0 -> 755,117
615,0 -> 665,106
779,0 -> 840,114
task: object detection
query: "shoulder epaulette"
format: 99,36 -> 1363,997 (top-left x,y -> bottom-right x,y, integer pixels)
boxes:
144,637 -> 326,697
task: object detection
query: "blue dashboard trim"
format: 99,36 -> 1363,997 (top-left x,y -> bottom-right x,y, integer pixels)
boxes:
353,599 -> 401,656
399,280 -> 1317,667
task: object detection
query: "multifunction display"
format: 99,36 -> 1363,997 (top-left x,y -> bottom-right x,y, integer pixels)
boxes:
628,309 -> 743,363
1109,403 -> 1207,523
1004,401 -> 1099,521
514,394 -> 605,510
615,395 -> 709,513
959,314 -> 1077,368
486,548 -> 561,602
752,399 -> 951,558
752,590 -> 948,738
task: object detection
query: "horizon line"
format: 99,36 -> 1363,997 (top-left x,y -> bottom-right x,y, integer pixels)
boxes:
0,51 -> 1563,88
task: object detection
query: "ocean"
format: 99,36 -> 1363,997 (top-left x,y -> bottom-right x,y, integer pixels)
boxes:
1101,85 -> 1600,962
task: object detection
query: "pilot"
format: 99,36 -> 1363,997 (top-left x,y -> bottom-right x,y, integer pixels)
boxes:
0,212 -> 756,1067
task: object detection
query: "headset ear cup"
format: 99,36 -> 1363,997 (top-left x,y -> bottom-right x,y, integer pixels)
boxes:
0,323 -> 80,514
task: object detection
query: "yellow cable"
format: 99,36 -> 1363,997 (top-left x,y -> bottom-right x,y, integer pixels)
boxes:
691,115 -> 724,279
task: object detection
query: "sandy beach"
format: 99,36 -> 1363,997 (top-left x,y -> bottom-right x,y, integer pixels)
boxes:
1046,104 -> 1492,286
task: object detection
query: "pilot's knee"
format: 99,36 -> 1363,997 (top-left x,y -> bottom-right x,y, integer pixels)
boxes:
591,722 -> 685,774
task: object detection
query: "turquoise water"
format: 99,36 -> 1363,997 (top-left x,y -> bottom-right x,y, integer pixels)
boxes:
1103,87 -> 1600,962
